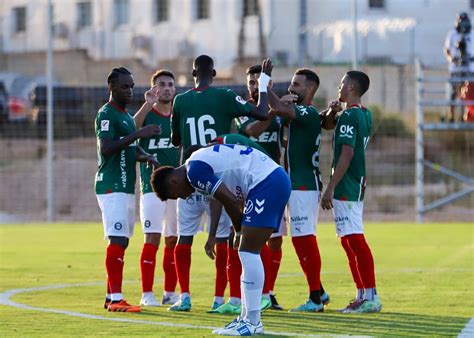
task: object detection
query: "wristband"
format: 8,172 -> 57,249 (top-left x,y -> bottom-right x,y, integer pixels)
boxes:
259,73 -> 271,93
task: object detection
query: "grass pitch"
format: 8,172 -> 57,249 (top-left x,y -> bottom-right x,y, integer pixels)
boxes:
1,222 -> 473,336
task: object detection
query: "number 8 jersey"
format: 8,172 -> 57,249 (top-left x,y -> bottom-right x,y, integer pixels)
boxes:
171,87 -> 254,164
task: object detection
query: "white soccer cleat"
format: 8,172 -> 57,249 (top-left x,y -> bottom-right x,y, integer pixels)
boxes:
140,293 -> 161,307
216,318 -> 264,336
161,293 -> 179,305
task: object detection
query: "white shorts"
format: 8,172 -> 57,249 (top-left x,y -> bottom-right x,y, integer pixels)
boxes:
288,190 -> 320,237
177,192 -> 231,238
140,192 -> 177,237
96,193 -> 135,239
333,199 -> 364,237
270,210 -> 288,238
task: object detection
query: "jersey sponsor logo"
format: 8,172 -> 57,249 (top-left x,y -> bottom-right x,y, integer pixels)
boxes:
239,116 -> 249,124
243,200 -> 254,214
120,149 -> 127,188
101,120 -> 110,131
114,222 -> 123,230
249,131 -> 278,143
339,125 -> 354,138
148,138 -> 174,149
144,220 -> 151,228
296,105 -> 309,115
235,95 -> 247,105
255,199 -> 265,214
290,215 -> 309,223
334,216 -> 349,225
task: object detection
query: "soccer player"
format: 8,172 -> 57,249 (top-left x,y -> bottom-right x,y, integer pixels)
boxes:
150,144 -> 291,336
133,70 -> 179,307
168,55 -> 272,311
268,68 -> 337,312
321,71 -> 382,313
95,67 -> 160,312
236,64 -> 285,310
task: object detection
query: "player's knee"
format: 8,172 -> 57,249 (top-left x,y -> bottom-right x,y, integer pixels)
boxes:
145,233 -> 161,246
164,235 -> 177,248
109,236 -> 129,249
178,235 -> 194,245
268,236 -> 282,250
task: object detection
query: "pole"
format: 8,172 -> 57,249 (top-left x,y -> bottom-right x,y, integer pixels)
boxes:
351,0 -> 358,69
415,58 -> 424,223
46,0 -> 54,222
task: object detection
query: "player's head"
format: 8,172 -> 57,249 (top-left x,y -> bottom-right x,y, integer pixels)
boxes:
192,55 -> 216,80
107,67 -> 134,105
288,68 -> 320,104
338,70 -> 370,102
246,65 -> 262,102
456,12 -> 471,33
151,69 -> 176,104
151,166 -> 194,201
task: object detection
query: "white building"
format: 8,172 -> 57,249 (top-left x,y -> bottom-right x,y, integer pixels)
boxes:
0,0 -> 473,70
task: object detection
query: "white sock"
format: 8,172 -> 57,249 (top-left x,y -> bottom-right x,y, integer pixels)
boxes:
163,291 -> 176,297
142,291 -> 154,298
364,288 -> 375,301
213,296 -> 224,304
229,297 -> 241,306
111,293 -> 123,301
180,292 -> 190,300
239,251 -> 264,325
356,288 -> 364,300
106,293 -> 111,300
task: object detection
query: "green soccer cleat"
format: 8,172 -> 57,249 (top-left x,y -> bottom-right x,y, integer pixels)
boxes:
208,301 -> 241,314
355,299 -> 382,313
260,296 -> 272,311
206,301 -> 223,312
168,297 -> 191,312
289,299 -> 324,313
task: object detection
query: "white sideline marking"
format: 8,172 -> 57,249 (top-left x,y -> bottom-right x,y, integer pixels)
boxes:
0,283 -> 328,337
458,318 -> 474,338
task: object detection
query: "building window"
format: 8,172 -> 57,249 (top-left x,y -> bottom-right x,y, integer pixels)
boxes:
368,0 -> 385,8
196,0 -> 210,20
244,0 -> 258,17
154,0 -> 169,23
114,0 -> 129,26
77,2 -> 92,29
13,7 -> 26,33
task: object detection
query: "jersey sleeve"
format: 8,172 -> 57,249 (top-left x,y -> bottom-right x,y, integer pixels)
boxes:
186,160 -> 222,196
96,110 -> 115,140
234,115 -> 254,134
335,111 -> 357,148
226,89 -> 254,117
170,96 -> 181,145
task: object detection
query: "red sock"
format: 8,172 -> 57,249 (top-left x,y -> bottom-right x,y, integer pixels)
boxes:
163,246 -> 177,293
140,243 -> 158,293
174,243 -> 192,294
215,242 -> 228,297
227,247 -> 242,298
261,244 -> 272,294
105,244 -> 125,294
268,247 -> 282,292
346,234 -> 376,288
340,236 -> 363,289
292,235 -> 321,292
106,279 -> 111,296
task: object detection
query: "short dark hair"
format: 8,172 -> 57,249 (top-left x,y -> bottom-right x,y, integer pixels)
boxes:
150,166 -> 175,201
346,70 -> 370,96
107,67 -> 132,85
193,55 -> 214,75
150,69 -> 175,86
246,65 -> 262,75
295,68 -> 320,87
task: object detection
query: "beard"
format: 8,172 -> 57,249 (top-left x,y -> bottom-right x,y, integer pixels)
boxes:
159,98 -> 172,104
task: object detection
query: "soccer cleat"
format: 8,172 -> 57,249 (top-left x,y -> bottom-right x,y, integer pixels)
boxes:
321,292 -> 330,306
289,299 -> 324,313
260,297 -> 272,311
207,301 -> 223,313
337,299 -> 364,313
140,293 -> 161,307
212,317 -> 242,334
161,293 -> 179,305
107,299 -> 141,312
216,319 -> 264,336
208,301 -> 241,315
104,298 -> 111,309
269,294 -> 283,310
355,299 -> 382,313
168,297 -> 191,312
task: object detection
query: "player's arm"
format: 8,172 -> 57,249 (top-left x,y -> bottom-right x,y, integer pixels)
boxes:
247,58 -> 273,121
268,89 -> 297,120
133,85 -> 159,128
204,198 -> 224,260
213,185 -> 244,233
320,100 -> 342,130
99,125 -> 160,158
243,110 -> 276,137
135,145 -> 160,167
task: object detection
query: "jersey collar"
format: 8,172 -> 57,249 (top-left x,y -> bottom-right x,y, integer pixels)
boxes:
151,107 -> 170,117
107,101 -> 127,113
192,86 -> 209,92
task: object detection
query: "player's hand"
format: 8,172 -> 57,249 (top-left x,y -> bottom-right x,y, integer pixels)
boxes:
328,100 -> 343,113
137,124 -> 161,138
144,85 -> 160,105
281,94 -> 298,105
205,235 -> 217,260
147,155 -> 160,168
262,58 -> 273,77
321,188 -> 334,210
233,235 -> 241,250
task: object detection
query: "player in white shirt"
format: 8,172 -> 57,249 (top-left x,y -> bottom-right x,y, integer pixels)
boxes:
151,144 -> 291,336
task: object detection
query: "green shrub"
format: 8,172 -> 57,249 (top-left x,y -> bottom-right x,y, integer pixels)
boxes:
368,104 -> 412,138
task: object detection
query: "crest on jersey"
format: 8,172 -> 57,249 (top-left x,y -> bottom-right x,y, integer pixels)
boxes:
235,95 -> 247,105
239,116 -> 249,124
101,120 -> 110,131
243,200 -> 254,214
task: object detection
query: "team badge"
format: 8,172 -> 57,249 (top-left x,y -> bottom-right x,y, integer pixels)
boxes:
243,200 -> 254,214
101,120 -> 110,131
144,220 -> 151,228
235,95 -> 247,105
114,222 -> 122,230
